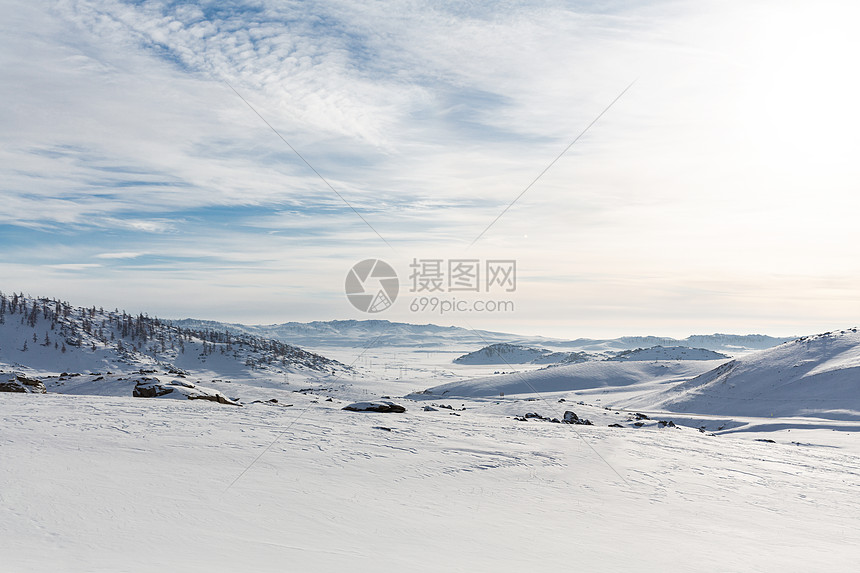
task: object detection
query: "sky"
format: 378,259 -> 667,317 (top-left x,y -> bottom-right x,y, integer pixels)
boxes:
2,0 -> 860,338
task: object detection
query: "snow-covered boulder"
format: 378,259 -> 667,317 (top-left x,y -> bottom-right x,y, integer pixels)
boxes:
342,401 -> 406,413
133,378 -> 240,406
0,374 -> 47,394
562,411 -> 593,425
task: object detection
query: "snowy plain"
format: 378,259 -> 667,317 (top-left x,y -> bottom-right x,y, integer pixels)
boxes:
3,388 -> 859,572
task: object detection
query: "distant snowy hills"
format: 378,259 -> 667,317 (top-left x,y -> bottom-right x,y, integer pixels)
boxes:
564,334 -> 793,354
453,343 -> 728,365
432,328 -> 860,422
453,343 -> 592,365
168,318 -> 511,348
169,317 -> 792,354
608,346 -> 729,361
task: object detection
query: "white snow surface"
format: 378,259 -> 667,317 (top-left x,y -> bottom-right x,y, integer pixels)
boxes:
2,391 -> 859,572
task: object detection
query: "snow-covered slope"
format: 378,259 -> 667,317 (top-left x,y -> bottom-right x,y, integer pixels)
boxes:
419,360 -> 726,398
649,329 -> 860,420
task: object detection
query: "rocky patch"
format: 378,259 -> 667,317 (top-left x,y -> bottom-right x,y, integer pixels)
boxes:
0,374 -> 47,394
133,378 -> 240,406
514,410 -> 593,425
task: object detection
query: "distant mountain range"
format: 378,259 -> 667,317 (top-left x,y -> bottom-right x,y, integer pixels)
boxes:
453,343 -> 731,366
169,318 -> 794,354
168,318 -> 506,349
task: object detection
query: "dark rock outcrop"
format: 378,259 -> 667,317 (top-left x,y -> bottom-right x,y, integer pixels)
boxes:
562,411 -> 593,425
0,375 -> 47,394
342,401 -> 406,413
132,378 -> 240,405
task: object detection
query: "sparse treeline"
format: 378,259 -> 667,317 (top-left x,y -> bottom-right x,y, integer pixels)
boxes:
0,291 -> 340,373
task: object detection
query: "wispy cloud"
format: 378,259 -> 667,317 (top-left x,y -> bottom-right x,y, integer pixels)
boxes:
94,251 -> 143,259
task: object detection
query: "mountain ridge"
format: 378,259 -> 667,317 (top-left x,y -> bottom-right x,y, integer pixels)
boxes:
168,317 -> 793,353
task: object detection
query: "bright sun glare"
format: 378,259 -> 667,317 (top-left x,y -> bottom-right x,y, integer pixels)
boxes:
738,2 -> 860,169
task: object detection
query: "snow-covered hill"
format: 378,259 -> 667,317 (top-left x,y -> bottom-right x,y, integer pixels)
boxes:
608,346 -> 729,361
646,329 -> 860,420
455,343 -> 726,366
454,342 -> 552,364
452,343 -> 592,365
610,333 -> 792,353
418,360 -> 726,398
0,292 -> 347,387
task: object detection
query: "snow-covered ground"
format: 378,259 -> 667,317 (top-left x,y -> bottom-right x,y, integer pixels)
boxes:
2,389 -> 859,572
